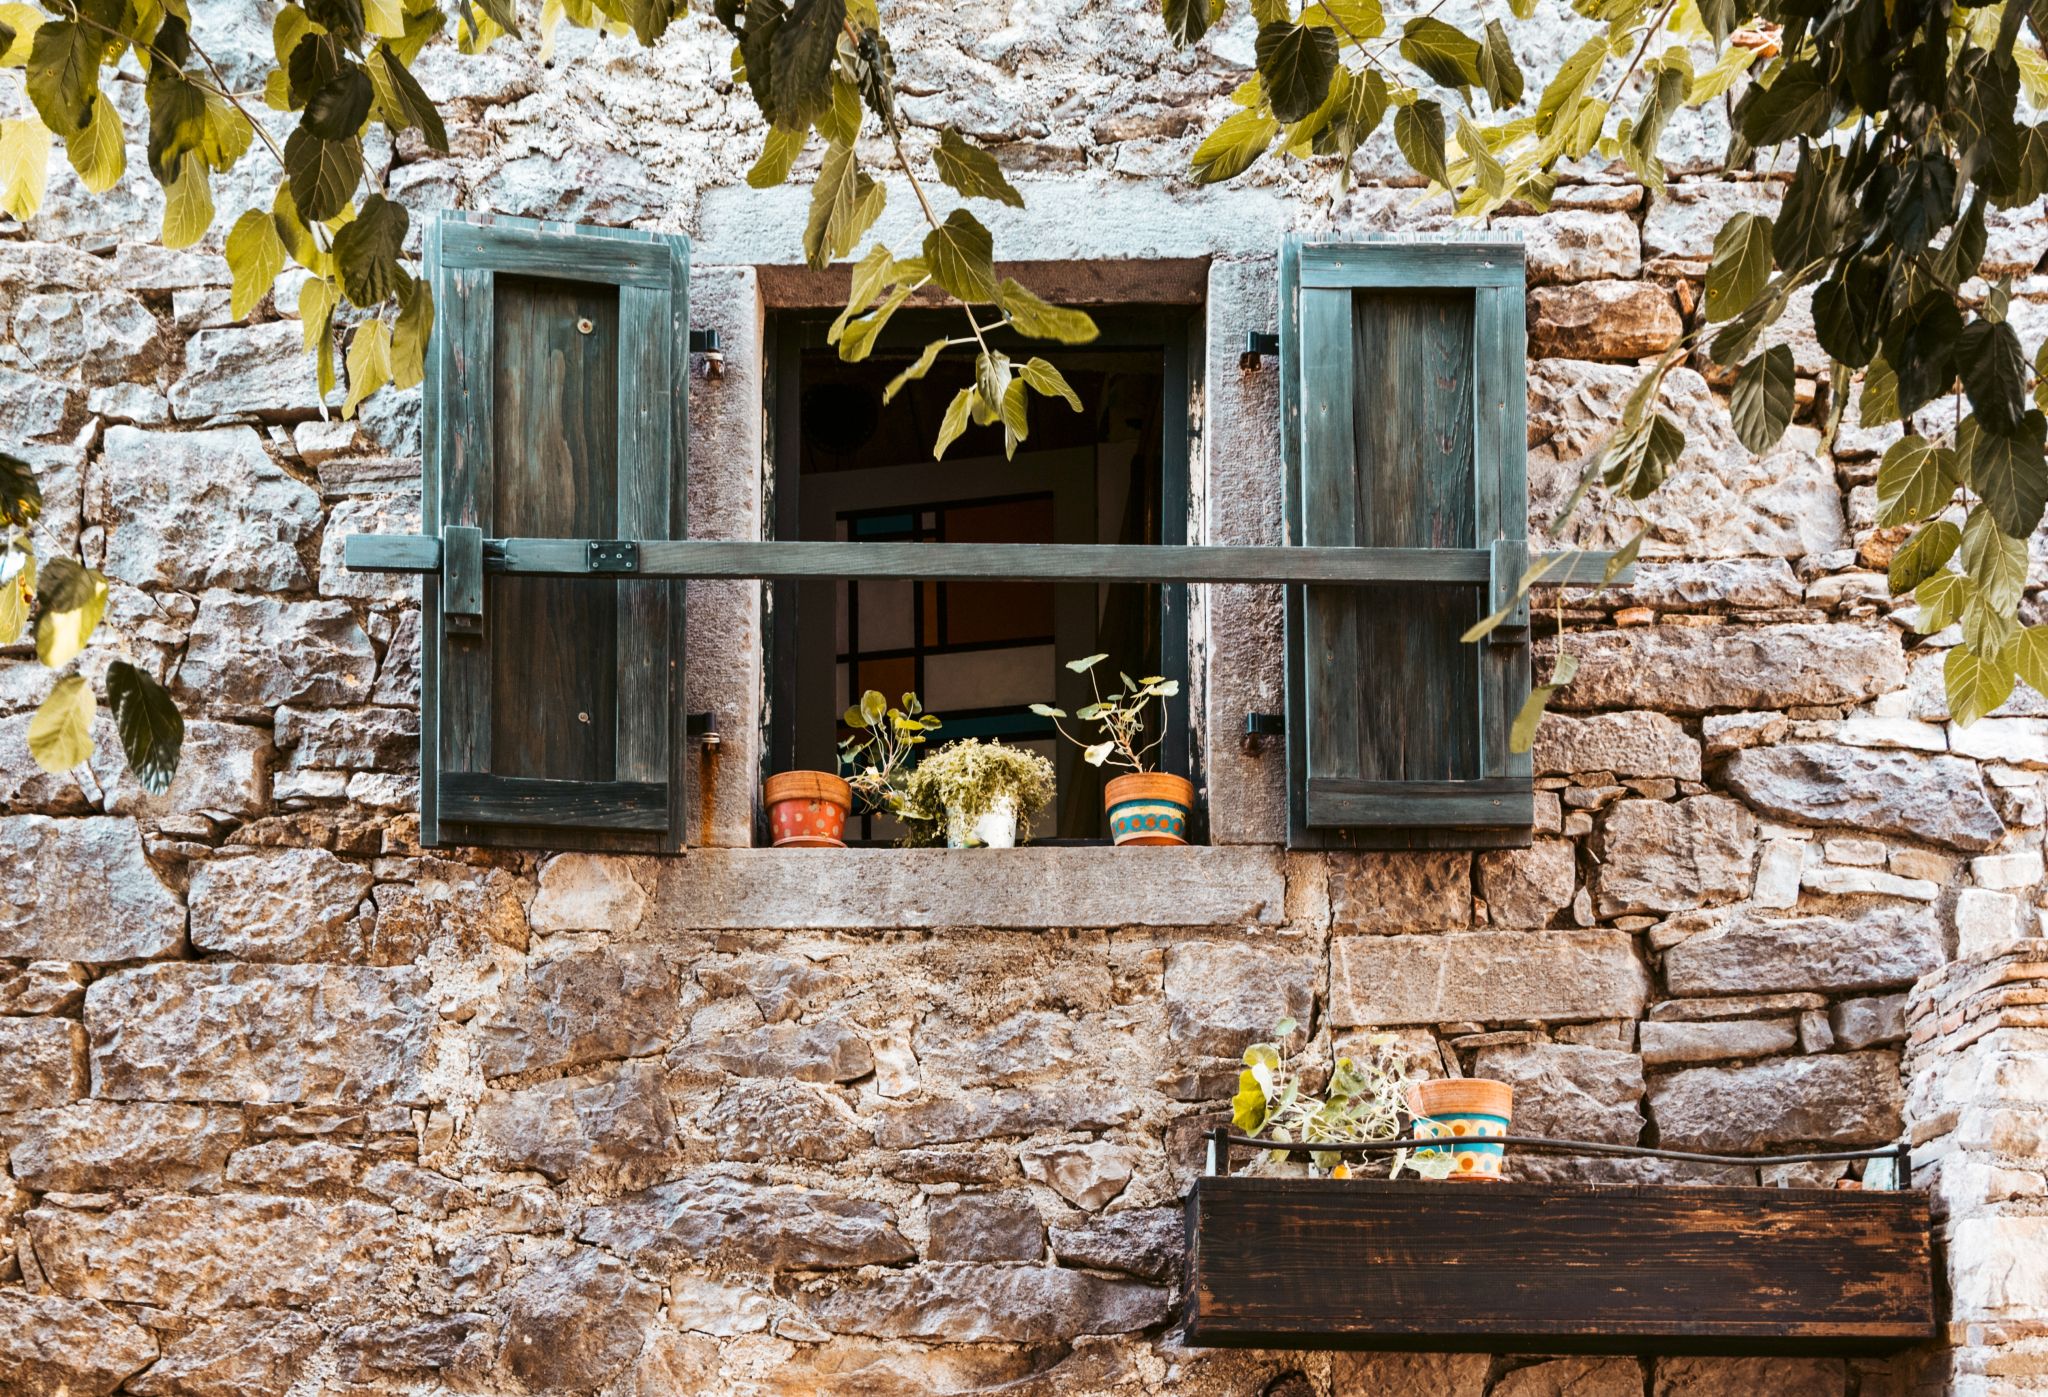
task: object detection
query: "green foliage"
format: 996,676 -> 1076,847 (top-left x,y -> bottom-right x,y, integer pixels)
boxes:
1230,1022 -> 1447,1178
837,688 -> 941,823
106,661 -> 184,796
1032,654 -> 1180,772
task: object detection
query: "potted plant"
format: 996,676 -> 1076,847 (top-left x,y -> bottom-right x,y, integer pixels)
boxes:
1231,1021 -> 1452,1180
1407,1077 -> 1515,1182
838,689 -> 942,829
1031,654 -> 1192,845
897,738 -> 1053,848
764,690 -> 929,848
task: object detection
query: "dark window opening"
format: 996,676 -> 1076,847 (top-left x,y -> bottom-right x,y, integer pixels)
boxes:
769,306 -> 1195,843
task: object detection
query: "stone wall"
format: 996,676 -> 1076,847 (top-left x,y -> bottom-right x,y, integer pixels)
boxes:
2,0 -> 2044,1393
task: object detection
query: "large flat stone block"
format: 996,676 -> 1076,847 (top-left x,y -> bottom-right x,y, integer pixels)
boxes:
649,846 -> 1286,929
1330,930 -> 1650,1026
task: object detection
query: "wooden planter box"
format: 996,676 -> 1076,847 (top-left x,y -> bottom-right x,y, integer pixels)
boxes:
1182,1176 -> 1938,1355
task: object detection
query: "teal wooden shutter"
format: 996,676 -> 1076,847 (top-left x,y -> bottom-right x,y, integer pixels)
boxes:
1279,236 -> 1532,849
421,212 -> 690,851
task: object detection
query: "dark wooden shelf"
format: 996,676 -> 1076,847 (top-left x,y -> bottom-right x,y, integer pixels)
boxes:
1182,1176 -> 1938,1355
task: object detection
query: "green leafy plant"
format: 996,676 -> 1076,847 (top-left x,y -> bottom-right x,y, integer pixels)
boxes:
1232,1020 -> 1451,1178
837,687 -> 941,821
896,737 -> 1053,847
1220,1016 -> 1449,1171
1,451 -> 182,795
1031,654 -> 1179,772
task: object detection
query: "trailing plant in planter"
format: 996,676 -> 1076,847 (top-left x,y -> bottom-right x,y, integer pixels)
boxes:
1033,654 -> 1192,846
838,688 -> 941,824
897,738 -> 1052,849
1232,1021 -> 1452,1180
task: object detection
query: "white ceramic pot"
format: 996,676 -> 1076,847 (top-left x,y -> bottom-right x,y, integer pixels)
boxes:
947,795 -> 1018,848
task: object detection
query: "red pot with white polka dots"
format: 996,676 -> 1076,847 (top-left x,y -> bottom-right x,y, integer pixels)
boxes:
764,771 -> 853,847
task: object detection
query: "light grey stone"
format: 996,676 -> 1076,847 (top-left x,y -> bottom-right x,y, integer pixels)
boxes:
274,705 -> 420,770
0,815 -> 185,962
1641,181 -> 1784,272
1830,995 -> 1908,1050
1163,939 -> 1314,1055
1660,904 -> 1944,996
1047,1208 -> 1183,1281
1956,887 -> 2025,957
11,289 -> 166,384
496,1246 -> 661,1394
9,1102 -> 245,1192
1639,1018 -> 1799,1067
86,963 -> 432,1105
1330,930 -> 1650,1026
476,946 -> 684,1079
0,1292 -> 158,1397
1493,211 -> 1641,285
699,1019 -> 875,1083
321,493 -> 422,605
0,961 -> 87,1015
1798,865 -> 1938,901
1477,839 -> 1578,927
875,1089 -> 1138,1149
701,1079 -> 871,1163
1721,744 -> 2005,851
1530,363 -> 1846,560
797,1262 -> 1169,1344
175,591 -> 377,718
125,1307 -> 325,1397
0,1016 -> 88,1109
169,322 -> 338,419
1533,711 -> 1701,780
1549,625 -> 1906,714
104,719 -> 274,820
0,365 -> 84,441
470,1060 -> 679,1186
188,848 -> 377,963
1470,1043 -> 1645,1179
576,1175 -> 914,1272
1751,839 -> 1804,909
1649,1051 -> 1903,1152
1019,1140 -> 1135,1209
87,426 -> 319,592
1594,796 -> 1756,916
24,1194 -> 399,1315
926,1192 -> 1044,1262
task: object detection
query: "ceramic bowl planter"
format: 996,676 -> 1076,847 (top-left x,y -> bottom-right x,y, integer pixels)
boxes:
947,793 -> 1018,848
1105,771 -> 1194,846
764,771 -> 852,847
1407,1078 -> 1513,1181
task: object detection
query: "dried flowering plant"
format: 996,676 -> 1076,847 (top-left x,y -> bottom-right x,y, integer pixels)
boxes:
1231,1021 -> 1453,1180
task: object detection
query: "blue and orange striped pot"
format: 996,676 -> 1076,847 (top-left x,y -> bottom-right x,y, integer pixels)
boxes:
1408,1078 -> 1514,1181
1105,772 -> 1194,846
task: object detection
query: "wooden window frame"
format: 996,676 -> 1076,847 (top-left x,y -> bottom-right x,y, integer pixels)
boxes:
346,236 -> 1632,851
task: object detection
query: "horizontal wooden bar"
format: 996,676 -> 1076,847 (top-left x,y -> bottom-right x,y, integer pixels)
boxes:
346,536 -> 1634,588
1183,1176 -> 1937,1355
440,773 -> 669,831
1305,777 -> 1533,828
346,534 -> 442,572
1298,241 -> 1524,290
437,221 -> 677,287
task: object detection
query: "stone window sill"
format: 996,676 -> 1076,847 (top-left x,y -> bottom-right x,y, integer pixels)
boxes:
649,845 -> 1286,930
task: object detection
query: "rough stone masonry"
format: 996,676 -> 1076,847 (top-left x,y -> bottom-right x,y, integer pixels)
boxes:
2,0 -> 2045,1393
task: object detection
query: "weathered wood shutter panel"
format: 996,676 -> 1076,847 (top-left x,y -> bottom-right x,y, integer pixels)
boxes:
1280,237 -> 1532,849
422,212 -> 690,850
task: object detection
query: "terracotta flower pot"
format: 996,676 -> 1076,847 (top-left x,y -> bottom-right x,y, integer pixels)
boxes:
764,771 -> 852,848
1408,1077 -> 1514,1181
1104,771 -> 1194,846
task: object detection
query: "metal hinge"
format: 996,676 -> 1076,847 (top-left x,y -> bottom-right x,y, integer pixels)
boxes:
1244,712 -> 1284,737
689,328 -> 722,354
587,540 -> 640,573
1240,330 -> 1279,369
